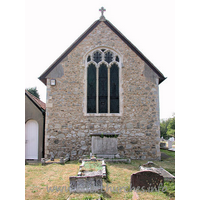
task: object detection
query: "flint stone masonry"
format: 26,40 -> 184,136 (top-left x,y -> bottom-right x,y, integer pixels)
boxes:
43,21 -> 162,160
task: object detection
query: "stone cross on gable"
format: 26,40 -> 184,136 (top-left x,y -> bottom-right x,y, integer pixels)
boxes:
99,7 -> 106,16
99,7 -> 106,21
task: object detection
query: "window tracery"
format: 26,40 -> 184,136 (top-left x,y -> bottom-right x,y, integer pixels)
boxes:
86,48 -> 120,114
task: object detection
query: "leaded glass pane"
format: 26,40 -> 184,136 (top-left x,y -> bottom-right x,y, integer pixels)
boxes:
87,55 -> 91,62
105,51 -> 113,63
93,51 -> 102,63
115,56 -> 119,62
87,64 -> 96,113
99,63 -> 108,113
110,64 -> 119,113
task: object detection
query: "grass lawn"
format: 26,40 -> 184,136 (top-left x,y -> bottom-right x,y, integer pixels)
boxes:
25,150 -> 175,200
81,161 -> 103,172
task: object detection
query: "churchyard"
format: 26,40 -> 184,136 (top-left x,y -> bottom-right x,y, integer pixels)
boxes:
25,149 -> 175,200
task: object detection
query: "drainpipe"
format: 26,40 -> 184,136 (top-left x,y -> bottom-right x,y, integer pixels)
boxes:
41,109 -> 45,158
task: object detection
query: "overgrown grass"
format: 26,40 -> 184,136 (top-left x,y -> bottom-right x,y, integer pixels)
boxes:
161,149 -> 175,158
159,149 -> 175,176
26,151 -> 175,199
81,161 -> 103,172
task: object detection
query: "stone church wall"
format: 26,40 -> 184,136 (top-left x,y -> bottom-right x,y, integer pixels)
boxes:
44,22 -> 161,160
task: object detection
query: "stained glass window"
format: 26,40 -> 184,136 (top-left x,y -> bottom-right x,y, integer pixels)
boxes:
110,64 -> 119,113
87,49 -> 120,114
87,55 -> 91,62
105,51 -> 113,63
99,64 -> 108,113
116,56 -> 119,62
93,51 -> 102,63
87,64 -> 96,113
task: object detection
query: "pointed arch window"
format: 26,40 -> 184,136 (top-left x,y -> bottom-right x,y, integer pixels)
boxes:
86,49 -> 120,114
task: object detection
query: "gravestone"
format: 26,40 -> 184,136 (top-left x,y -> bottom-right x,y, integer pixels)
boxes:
50,152 -> 54,161
130,171 -> 164,190
160,142 -> 166,148
140,161 -> 175,181
169,137 -> 174,142
168,140 -> 172,149
142,161 -> 159,168
41,158 -> 45,165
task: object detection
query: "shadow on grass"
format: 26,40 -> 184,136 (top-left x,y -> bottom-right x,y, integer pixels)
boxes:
104,149 -> 175,172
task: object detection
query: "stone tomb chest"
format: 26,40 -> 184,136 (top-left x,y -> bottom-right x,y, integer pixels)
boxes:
90,133 -> 120,158
69,158 -> 106,193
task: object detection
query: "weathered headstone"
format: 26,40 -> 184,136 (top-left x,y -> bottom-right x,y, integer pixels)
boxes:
50,152 -> 54,161
142,161 -> 159,168
41,158 -> 46,165
140,161 -> 175,181
168,140 -> 172,149
130,171 -> 164,190
160,142 -> 166,148
60,157 -> 64,164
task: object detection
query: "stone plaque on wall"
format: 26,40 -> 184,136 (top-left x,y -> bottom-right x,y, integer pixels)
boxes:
91,133 -> 119,157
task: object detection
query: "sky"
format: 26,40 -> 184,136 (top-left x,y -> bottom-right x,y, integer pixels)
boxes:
25,0 -> 175,119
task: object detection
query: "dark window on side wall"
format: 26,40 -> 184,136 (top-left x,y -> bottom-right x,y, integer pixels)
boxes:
110,64 -> 119,113
87,63 -> 96,113
99,63 -> 108,113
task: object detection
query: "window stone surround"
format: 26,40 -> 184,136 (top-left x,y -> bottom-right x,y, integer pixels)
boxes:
84,47 -> 123,116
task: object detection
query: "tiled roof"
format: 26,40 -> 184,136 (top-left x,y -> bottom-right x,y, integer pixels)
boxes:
25,90 -> 46,111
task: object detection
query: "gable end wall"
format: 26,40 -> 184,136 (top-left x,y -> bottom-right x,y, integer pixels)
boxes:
45,22 -> 161,160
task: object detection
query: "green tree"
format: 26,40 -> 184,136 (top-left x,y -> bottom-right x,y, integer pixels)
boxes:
26,87 -> 40,99
160,114 -> 175,139
166,115 -> 175,138
160,118 -> 170,139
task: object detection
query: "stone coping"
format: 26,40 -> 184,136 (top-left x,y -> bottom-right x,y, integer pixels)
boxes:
41,157 -> 69,165
82,158 -> 103,162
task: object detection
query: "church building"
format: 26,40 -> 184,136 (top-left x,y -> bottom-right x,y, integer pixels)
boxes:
39,8 -> 166,160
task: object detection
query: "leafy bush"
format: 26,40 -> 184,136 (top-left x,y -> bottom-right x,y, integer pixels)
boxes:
160,114 -> 175,139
